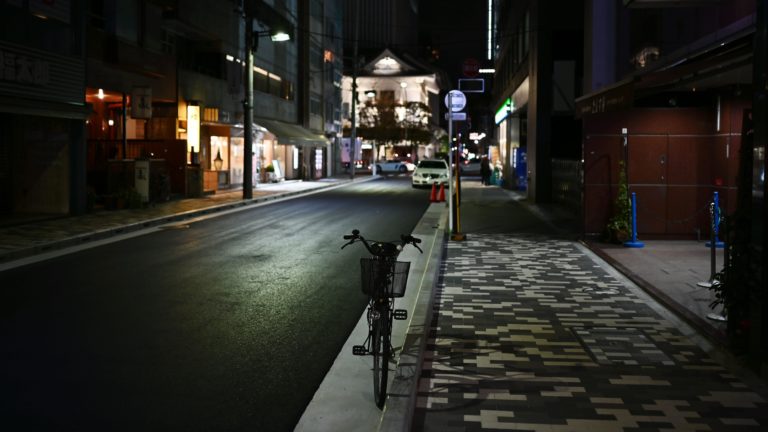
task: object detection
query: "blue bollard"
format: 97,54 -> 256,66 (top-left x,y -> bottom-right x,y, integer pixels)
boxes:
705,191 -> 725,248
624,192 -> 645,248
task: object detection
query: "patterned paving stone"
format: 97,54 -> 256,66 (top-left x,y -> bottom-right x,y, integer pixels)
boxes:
413,234 -> 768,431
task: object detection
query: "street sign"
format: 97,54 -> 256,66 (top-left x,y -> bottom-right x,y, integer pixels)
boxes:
131,87 -> 152,119
458,78 -> 484,93
444,90 -> 466,112
462,58 -> 480,77
445,112 -> 466,121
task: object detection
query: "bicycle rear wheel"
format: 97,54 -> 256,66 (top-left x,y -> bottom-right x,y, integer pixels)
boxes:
372,306 -> 390,408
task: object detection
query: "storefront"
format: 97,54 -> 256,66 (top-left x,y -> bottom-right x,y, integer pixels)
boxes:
254,118 -> 330,180
576,32 -> 756,239
494,77 -> 529,190
0,40 -> 88,216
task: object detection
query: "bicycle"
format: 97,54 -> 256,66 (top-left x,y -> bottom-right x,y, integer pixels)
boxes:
341,229 -> 422,408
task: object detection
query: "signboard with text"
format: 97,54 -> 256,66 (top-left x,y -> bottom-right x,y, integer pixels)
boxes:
444,90 -> 466,112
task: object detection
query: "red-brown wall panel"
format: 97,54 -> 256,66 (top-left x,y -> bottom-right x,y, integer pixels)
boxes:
584,185 -> 612,234
666,186 -> 711,237
667,136 -> 713,186
584,135 -> 621,185
632,185 -> 667,235
628,135 -> 667,185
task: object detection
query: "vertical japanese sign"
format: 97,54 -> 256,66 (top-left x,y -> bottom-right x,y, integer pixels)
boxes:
131,87 -> 152,119
187,104 -> 200,164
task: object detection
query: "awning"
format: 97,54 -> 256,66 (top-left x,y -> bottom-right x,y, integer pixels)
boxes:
575,25 -> 754,118
0,95 -> 91,120
254,118 -> 329,147
575,78 -> 635,118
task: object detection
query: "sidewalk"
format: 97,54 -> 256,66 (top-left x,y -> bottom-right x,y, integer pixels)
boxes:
411,181 -> 768,431
0,177 -> 360,265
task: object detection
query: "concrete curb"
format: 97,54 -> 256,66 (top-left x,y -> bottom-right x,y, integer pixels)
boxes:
379,202 -> 448,432
293,202 -> 448,432
0,179 -> 367,264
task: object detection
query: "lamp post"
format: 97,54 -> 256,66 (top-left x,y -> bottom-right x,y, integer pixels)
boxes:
349,0 -> 360,180
241,9 -> 291,200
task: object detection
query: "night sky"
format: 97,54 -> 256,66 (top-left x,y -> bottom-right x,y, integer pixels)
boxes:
418,0 -> 488,84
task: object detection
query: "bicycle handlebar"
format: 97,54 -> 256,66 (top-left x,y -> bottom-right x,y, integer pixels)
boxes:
341,229 -> 422,255
343,229 -> 360,241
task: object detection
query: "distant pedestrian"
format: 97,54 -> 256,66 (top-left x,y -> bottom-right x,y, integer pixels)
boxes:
480,156 -> 492,185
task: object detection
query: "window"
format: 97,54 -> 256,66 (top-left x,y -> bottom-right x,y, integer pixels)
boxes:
254,66 -> 269,93
161,29 -> 175,55
342,102 -> 350,118
281,79 -> 294,100
379,90 -> 395,105
269,75 -> 282,98
211,136 -> 229,171
310,96 -> 322,116
116,0 -> 139,43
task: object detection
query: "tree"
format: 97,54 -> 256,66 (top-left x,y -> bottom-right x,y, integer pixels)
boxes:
349,99 -> 432,159
604,160 -> 630,243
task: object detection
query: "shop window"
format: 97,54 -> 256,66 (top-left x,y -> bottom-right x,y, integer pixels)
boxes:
203,107 -> 219,123
314,148 -> 323,175
211,136 -> 229,171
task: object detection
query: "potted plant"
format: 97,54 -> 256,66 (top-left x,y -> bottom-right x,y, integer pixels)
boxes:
265,164 -> 277,182
604,160 -> 631,243
116,187 -> 144,209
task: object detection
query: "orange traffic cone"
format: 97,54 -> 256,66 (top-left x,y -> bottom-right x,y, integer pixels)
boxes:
429,183 -> 438,202
437,183 -> 446,202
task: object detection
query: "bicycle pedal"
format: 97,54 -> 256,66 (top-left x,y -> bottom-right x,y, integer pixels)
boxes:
393,309 -> 408,320
352,345 -> 367,355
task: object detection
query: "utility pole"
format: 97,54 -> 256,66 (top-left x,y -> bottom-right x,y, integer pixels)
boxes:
243,13 -> 254,199
349,0 -> 360,180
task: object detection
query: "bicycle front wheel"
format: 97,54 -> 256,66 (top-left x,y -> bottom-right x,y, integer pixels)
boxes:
372,307 -> 390,408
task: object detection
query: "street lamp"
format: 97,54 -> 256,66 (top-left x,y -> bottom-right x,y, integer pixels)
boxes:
241,3 -> 292,200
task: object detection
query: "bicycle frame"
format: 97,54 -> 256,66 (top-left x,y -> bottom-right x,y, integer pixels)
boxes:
342,229 -> 421,408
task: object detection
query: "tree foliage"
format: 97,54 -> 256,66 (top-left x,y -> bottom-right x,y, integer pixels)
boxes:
352,99 -> 432,148
604,160 -> 631,243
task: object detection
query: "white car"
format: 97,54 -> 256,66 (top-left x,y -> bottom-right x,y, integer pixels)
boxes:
411,159 -> 449,188
375,159 -> 414,174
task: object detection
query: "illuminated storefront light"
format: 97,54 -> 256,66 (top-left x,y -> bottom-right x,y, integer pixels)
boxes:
187,103 -> 200,164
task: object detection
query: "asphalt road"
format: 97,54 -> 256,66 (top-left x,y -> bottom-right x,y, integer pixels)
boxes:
0,177 -> 429,432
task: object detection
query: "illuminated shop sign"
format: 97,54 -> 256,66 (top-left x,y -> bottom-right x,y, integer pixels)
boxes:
494,98 -> 512,124
187,104 -> 200,163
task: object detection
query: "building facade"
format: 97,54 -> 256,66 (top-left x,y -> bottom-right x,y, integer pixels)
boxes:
0,1 -> 89,216
576,0 -> 765,371
1,0 -> 344,218
341,49 -> 447,167
490,0 -> 583,205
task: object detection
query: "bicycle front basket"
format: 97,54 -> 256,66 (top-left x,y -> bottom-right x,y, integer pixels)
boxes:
360,258 -> 410,298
